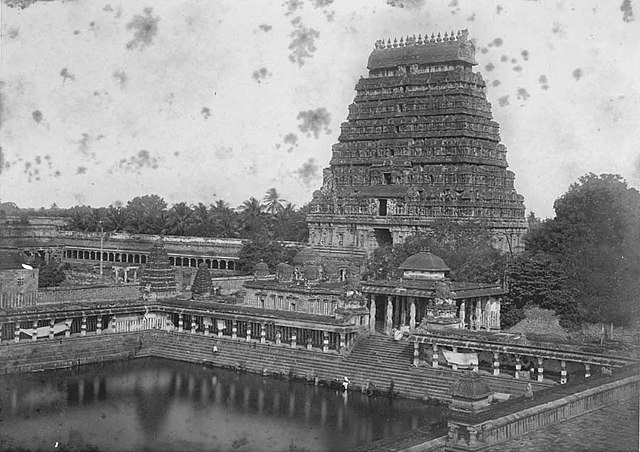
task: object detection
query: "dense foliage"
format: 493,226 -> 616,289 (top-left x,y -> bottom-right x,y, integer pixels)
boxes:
4,188 -> 309,243
36,259 -> 66,288
507,174 -> 640,327
364,220 -> 506,284
237,240 -> 301,273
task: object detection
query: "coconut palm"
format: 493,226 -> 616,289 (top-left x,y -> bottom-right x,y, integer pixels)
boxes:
262,187 -> 287,215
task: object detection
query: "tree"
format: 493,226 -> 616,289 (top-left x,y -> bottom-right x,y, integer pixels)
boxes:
262,187 -> 286,215
165,202 -> 194,236
237,240 -> 301,273
104,205 -> 127,232
524,173 -> 640,325
364,220 -> 506,284
238,197 -> 270,240
124,195 -> 167,234
37,259 -> 66,288
210,200 -> 239,238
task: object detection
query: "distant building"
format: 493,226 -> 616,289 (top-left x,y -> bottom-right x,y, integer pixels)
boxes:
307,30 -> 527,262
0,251 -> 39,309
361,250 -> 504,334
243,247 -> 368,323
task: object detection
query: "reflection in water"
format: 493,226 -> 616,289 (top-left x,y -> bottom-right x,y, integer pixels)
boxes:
0,358 -> 445,451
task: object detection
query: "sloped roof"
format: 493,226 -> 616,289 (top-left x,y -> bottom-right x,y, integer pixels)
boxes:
400,251 -> 450,272
451,372 -> 492,401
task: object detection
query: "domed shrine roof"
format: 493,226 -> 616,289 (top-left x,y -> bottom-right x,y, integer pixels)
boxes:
255,261 -> 269,272
451,372 -> 492,401
293,247 -> 323,266
399,251 -> 450,272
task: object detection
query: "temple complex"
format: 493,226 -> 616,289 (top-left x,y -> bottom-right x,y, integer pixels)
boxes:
307,30 -> 527,262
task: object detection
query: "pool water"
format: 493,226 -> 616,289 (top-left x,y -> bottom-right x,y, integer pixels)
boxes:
0,357 -> 445,452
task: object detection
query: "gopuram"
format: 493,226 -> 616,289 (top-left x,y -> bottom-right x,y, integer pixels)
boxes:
307,30 -> 527,262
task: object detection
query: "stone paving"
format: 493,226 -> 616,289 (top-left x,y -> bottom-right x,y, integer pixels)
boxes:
486,398 -> 639,452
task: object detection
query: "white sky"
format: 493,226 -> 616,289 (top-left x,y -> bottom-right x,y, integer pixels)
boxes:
1,0 -> 638,218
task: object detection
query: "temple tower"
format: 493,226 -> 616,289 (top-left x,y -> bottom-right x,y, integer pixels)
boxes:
307,30 -> 527,262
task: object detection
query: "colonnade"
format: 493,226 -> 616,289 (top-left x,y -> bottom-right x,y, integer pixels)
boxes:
411,341 -> 601,384
169,313 -> 358,354
0,311 -> 361,355
62,248 -> 237,270
367,295 -> 500,334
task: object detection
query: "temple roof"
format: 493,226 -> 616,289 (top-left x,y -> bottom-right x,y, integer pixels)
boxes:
451,372 -> 492,401
367,30 -> 476,70
361,279 -> 505,299
400,251 -> 450,272
293,247 -> 323,266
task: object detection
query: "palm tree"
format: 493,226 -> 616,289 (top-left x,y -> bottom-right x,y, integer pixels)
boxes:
262,187 -> 287,215
165,202 -> 194,236
211,200 -> 239,237
238,197 -> 269,240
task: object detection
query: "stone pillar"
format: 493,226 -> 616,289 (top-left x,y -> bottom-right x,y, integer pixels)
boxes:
133,269 -> 138,282
493,351 -> 500,376
14,322 -> 20,343
537,357 -> 544,382
204,322 -> 210,337
339,333 -> 345,353
560,360 -> 567,384
400,297 -> 407,327
246,325 -> 252,342
385,296 -> 393,335
369,297 -> 376,333
111,316 -> 116,334
468,427 -> 479,448
216,319 -> 223,338
432,344 -> 438,368
291,330 -> 297,348
178,314 -> 184,332
96,316 -> 102,335
459,301 -> 466,327
451,346 -> 459,371
322,332 -> 329,353
409,299 -> 416,330
260,324 -> 266,344
585,364 -> 591,378
306,336 -> 313,351
0,323 -> 3,344
191,317 -> 197,334
515,355 -> 521,379
275,330 -> 282,346
32,320 -> 38,341
66,319 -> 72,337
413,342 -> 420,366
231,321 -> 237,340
81,316 -> 87,337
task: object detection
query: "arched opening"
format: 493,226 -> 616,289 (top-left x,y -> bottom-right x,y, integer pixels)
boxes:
169,257 -> 175,266
141,255 -> 147,264
190,258 -> 197,268
228,261 -> 235,270
205,259 -> 211,268
220,261 -> 227,270
212,260 -> 219,269
109,253 -> 114,262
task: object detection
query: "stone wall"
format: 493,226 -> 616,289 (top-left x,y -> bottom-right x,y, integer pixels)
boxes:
211,275 -> 254,295
0,268 -> 39,308
448,368 -> 639,450
37,284 -> 140,304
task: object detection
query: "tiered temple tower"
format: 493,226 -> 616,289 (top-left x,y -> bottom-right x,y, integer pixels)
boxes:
307,30 -> 527,262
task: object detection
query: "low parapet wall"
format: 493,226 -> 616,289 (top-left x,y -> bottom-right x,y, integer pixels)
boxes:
477,374 -> 639,448
37,284 -> 140,304
445,366 -> 639,451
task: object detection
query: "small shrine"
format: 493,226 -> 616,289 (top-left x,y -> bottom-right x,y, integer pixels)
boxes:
140,241 -> 177,300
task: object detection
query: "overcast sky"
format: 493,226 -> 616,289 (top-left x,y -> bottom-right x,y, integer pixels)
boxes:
1,0 -> 638,218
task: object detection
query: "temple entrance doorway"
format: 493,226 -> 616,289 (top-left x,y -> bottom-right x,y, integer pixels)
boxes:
374,228 -> 393,248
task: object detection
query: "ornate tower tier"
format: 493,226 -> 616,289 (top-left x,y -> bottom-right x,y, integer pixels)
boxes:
307,30 -> 527,260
